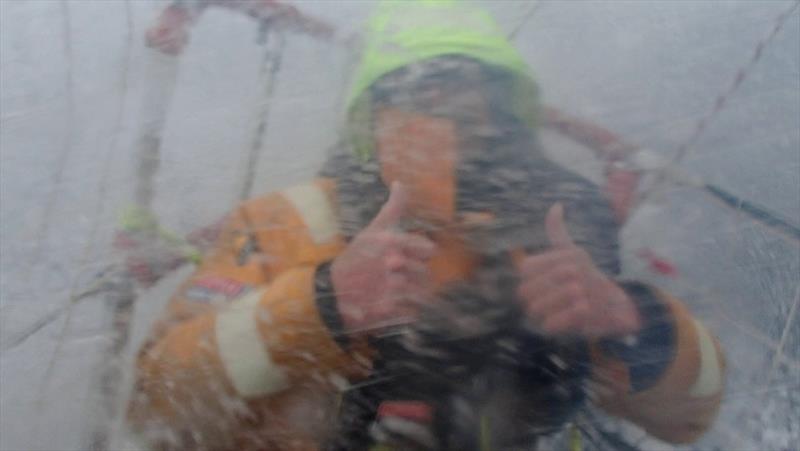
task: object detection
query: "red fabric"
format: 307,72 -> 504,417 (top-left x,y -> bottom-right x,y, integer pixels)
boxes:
377,401 -> 433,423
637,248 -> 679,278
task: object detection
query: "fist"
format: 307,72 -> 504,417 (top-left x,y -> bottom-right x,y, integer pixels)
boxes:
517,203 -> 641,338
331,183 -> 436,335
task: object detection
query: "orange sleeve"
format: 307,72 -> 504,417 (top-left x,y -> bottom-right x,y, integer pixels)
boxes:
590,289 -> 726,444
128,268 -> 372,450
128,181 -> 372,450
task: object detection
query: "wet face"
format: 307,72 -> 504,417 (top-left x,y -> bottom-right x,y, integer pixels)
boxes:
374,107 -> 460,224
371,60 -> 495,225
331,56 -> 546,254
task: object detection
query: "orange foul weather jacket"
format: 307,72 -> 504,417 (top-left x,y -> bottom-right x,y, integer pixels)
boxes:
127,178 -> 726,450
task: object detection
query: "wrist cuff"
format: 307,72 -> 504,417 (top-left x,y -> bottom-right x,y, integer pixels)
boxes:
315,261 -> 351,351
600,281 -> 676,392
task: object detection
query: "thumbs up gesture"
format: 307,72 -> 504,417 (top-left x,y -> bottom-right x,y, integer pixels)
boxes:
516,204 -> 642,338
331,182 -> 436,335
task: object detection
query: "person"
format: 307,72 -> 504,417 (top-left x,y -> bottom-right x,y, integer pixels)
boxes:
127,1 -> 726,449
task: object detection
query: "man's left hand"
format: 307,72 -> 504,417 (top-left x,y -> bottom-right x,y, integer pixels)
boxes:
516,203 -> 642,338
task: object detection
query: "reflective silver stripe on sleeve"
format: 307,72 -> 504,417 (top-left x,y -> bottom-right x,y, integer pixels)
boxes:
282,183 -> 339,244
215,289 -> 289,397
689,318 -> 723,398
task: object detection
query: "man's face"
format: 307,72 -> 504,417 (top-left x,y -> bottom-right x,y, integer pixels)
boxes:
372,68 -> 493,225
375,107 -> 460,224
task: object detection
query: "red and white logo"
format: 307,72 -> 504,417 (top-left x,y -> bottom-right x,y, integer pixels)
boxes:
185,276 -> 248,302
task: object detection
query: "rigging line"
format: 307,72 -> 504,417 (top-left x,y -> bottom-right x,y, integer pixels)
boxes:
87,2 -> 139,449
507,0 -> 542,40
714,304 -> 800,372
701,183 -> 800,244
34,0 -> 135,429
767,283 -> 800,383
239,27 -> 286,201
88,0 -> 135,258
633,0 -> 800,212
22,0 -> 77,293
29,1 -> 75,425
133,51 -> 180,210
542,106 -> 800,243
1,269 -> 121,353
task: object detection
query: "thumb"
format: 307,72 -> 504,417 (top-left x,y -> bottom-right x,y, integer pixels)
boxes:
369,182 -> 409,230
545,203 -> 575,248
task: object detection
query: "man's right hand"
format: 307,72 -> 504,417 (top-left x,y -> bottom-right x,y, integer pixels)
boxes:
331,182 -> 436,335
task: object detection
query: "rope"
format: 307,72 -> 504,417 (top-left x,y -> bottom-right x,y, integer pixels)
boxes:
88,2 -> 139,448
634,0 -> 800,212
2,0 -> 75,365
543,106 -> 800,244
239,26 -> 286,200
87,0 -> 135,258
702,183 -> 800,243
507,0 -> 543,40
21,0 -> 77,301
31,1 -> 77,429
33,0 -> 136,446
134,51 -> 179,209
767,284 -> 800,383
1,267 -> 121,352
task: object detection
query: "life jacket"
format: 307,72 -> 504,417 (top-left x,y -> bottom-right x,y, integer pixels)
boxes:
129,175 -> 726,450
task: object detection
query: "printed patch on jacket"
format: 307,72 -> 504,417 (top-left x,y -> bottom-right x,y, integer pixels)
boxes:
185,276 -> 249,302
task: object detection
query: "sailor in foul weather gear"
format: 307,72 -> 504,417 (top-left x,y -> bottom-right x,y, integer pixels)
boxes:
128,1 -> 725,449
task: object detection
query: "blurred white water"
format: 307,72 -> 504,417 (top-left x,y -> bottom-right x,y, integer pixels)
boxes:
1,1 -> 798,450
